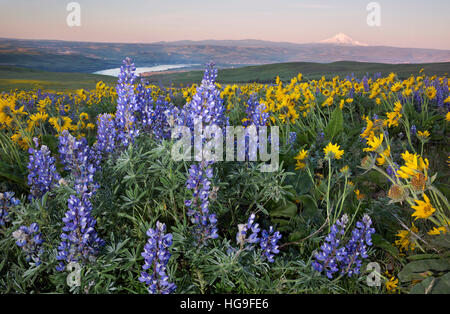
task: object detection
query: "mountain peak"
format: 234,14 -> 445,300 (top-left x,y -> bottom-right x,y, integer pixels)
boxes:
319,33 -> 368,46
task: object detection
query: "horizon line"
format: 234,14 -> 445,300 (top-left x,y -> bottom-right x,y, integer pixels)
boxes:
1,36 -> 449,52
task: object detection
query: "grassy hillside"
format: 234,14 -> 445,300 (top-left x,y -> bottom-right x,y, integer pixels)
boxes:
1,61 -> 450,92
145,61 -> 450,85
0,66 -> 116,92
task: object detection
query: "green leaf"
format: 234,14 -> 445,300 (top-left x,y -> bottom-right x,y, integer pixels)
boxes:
409,272 -> 450,294
398,258 -> 450,282
325,107 -> 344,140
409,277 -> 435,294
430,234 -> 450,249
269,200 -> 298,219
432,272 -> 450,294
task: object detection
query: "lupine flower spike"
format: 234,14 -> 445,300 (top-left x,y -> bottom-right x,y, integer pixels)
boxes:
139,221 -> 176,294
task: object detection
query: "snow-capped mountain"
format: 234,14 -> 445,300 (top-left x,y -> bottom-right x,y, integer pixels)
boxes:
319,33 -> 368,46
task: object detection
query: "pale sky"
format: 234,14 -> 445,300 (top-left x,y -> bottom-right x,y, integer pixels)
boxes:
0,0 -> 449,50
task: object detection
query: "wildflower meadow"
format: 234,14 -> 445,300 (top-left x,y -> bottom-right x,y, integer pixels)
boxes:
0,58 -> 449,294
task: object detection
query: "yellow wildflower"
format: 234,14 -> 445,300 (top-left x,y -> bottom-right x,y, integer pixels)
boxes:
354,189 -> 365,200
395,224 -> 418,252
363,133 -> 383,153
411,194 -> 436,220
385,276 -> 399,292
428,227 -> 447,236
294,149 -> 308,170
324,142 -> 344,160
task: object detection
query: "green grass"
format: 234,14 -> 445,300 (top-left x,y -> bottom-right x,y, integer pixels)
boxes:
2,61 -> 450,92
145,61 -> 450,86
0,66 -> 116,92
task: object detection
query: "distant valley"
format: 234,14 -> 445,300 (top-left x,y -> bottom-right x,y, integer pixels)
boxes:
1,35 -> 450,73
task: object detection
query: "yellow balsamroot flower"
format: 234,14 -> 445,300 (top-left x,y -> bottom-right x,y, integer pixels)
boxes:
49,116 -> 75,133
425,86 -> 437,100
360,117 -> 374,139
12,105 -> 27,117
321,96 -> 333,107
428,226 -> 447,236
411,194 -> 436,220
385,276 -> 399,292
391,82 -> 402,92
79,112 -> 89,121
96,81 -> 106,90
444,96 -> 450,104
397,151 -> 429,179
354,189 -> 365,200
384,102 -> 402,128
0,96 -> 16,127
376,146 -> 390,166
294,149 -> 308,170
339,165 -> 349,174
402,88 -> 413,97
28,112 -> 49,130
11,131 -> 30,150
446,112 -> 450,122
395,224 -> 418,252
363,133 -> 383,153
37,98 -> 50,113
339,99 -> 345,110
324,142 -> 344,160
416,130 -> 430,141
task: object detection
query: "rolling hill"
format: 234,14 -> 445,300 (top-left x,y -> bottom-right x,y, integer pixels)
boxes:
142,61 -> 450,85
2,61 -> 449,92
0,66 -> 116,92
1,37 -> 450,73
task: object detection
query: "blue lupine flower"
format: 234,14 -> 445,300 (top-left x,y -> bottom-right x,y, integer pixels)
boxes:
341,215 -> 375,277
244,95 -> 269,128
181,62 -> 228,131
140,92 -> 178,141
317,130 -> 325,141
58,130 -> 97,197
410,125 -> 417,136
94,113 -> 116,163
27,138 -> 61,200
236,213 -> 261,248
312,214 -> 375,279
260,226 -> 282,263
182,63 -> 227,244
56,194 -> 104,271
288,132 -> 297,146
12,223 -> 44,266
115,57 -> 140,147
139,221 -> 176,294
185,162 -> 218,244
312,214 -> 348,278
0,192 -> 20,227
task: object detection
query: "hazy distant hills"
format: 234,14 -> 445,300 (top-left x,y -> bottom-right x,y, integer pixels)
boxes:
1,36 -> 450,73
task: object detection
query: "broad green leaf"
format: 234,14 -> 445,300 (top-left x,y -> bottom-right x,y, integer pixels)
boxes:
325,107 -> 344,139
398,258 -> 450,282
